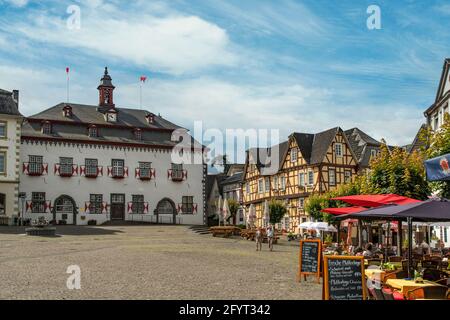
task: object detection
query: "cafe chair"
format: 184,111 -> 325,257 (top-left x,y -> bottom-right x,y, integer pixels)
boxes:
401,259 -> 418,271
407,286 -> 449,300
422,260 -> 440,270
372,288 -> 386,300
422,268 -> 446,282
381,286 -> 405,300
367,259 -> 382,267
388,256 -> 403,263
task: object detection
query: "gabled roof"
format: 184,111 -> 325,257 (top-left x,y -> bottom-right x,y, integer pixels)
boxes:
0,89 -> 22,116
220,172 -> 243,186
344,128 -> 382,167
425,58 -> 450,116
245,141 -> 289,176
290,127 -> 344,165
405,124 -> 428,154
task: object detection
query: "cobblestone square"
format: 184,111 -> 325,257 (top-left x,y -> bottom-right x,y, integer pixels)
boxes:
0,226 -> 321,300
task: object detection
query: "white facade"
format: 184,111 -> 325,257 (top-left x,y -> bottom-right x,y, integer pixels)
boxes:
19,140 -> 206,226
0,115 -> 22,223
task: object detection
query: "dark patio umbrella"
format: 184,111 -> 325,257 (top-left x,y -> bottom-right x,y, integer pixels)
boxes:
335,199 -> 450,278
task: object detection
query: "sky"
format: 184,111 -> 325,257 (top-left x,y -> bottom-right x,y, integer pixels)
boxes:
0,0 -> 449,164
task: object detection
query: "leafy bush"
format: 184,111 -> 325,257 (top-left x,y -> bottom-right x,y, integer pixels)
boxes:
269,200 -> 287,225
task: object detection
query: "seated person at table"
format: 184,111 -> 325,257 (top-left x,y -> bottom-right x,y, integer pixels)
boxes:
354,247 -> 364,256
419,240 -> 431,255
363,243 -> 374,258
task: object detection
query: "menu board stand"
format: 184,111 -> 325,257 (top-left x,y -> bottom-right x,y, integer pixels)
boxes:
298,239 -> 321,284
323,255 -> 367,300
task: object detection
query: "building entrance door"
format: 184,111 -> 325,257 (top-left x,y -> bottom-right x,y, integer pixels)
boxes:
110,194 -> 125,220
54,195 -> 77,224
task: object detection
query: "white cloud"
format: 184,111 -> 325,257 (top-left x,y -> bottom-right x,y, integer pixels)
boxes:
3,0 -> 28,7
5,5 -> 238,75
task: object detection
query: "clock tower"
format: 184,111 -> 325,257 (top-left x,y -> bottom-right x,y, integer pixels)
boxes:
97,67 -> 115,110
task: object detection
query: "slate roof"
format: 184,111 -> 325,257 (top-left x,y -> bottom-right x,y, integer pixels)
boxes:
22,103 -> 204,149
291,127 -> 341,165
344,128 -> 381,168
220,172 -> 243,186
30,103 -> 181,130
0,89 -> 22,116
247,140 -> 289,176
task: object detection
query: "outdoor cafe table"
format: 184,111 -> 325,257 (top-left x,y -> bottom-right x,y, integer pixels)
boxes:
365,269 -> 386,282
385,279 -> 443,297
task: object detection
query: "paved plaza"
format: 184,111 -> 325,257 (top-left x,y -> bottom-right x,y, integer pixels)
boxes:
0,225 -> 321,300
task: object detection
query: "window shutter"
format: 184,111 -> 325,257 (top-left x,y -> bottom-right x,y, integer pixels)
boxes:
124,167 -> 129,177
98,166 -> 103,177
107,166 -> 112,177
72,164 -> 78,175
135,168 -> 140,178
54,164 -> 61,175
26,201 -> 32,212
193,203 -> 198,213
85,202 -> 91,214
182,170 -> 188,180
80,165 -> 86,176
43,163 -> 48,175
151,168 -> 156,178
23,163 -> 29,174
101,202 -> 108,213
168,169 -> 172,179
127,202 -> 133,214
144,202 -> 149,213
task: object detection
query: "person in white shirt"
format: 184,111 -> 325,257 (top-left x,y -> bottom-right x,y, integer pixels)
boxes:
266,225 -> 274,251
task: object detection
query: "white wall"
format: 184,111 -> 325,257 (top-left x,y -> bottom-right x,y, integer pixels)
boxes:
19,140 -> 205,225
0,115 -> 21,220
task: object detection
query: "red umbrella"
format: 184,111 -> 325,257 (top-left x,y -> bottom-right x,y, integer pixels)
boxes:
322,206 -> 367,215
332,194 -> 421,207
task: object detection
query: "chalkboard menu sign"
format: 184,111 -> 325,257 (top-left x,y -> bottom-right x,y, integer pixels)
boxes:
323,256 -> 366,300
298,239 -> 321,283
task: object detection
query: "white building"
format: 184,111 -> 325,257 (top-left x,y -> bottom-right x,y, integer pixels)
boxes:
17,68 -> 206,226
0,89 -> 23,225
423,58 -> 450,247
424,59 -> 450,130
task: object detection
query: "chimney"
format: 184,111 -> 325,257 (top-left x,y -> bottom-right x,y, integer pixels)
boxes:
12,90 -> 19,107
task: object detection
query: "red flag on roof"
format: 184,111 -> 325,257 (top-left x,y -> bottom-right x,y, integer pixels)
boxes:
66,67 -> 70,74
140,76 -> 147,83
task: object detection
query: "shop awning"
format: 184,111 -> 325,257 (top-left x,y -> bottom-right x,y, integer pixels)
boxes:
321,206 -> 367,215
332,194 -> 421,207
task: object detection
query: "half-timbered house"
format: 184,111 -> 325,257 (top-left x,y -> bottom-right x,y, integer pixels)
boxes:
242,127 -> 358,232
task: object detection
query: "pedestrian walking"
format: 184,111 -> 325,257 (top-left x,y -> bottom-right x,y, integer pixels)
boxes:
266,224 -> 274,251
255,227 -> 263,251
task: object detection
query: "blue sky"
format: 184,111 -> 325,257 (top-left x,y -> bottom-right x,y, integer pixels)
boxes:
0,0 -> 449,161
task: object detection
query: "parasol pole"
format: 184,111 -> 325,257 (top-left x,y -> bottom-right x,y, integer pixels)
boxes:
407,217 -> 413,279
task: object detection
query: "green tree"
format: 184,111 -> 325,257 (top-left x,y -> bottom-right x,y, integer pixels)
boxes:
268,200 -> 287,225
226,199 -> 240,224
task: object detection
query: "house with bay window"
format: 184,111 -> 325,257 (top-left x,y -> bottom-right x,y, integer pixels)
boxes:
16,67 -> 206,226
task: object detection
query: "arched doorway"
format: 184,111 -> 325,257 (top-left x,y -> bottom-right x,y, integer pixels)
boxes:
0,193 -> 5,215
53,195 -> 77,225
155,198 -> 177,224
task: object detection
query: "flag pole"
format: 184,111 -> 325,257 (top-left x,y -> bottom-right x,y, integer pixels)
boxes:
66,67 -> 70,104
139,80 -> 142,110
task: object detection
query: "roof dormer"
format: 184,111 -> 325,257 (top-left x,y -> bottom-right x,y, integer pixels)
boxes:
62,105 -> 72,118
133,128 -> 142,140
41,121 -> 52,135
145,113 -> 155,125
